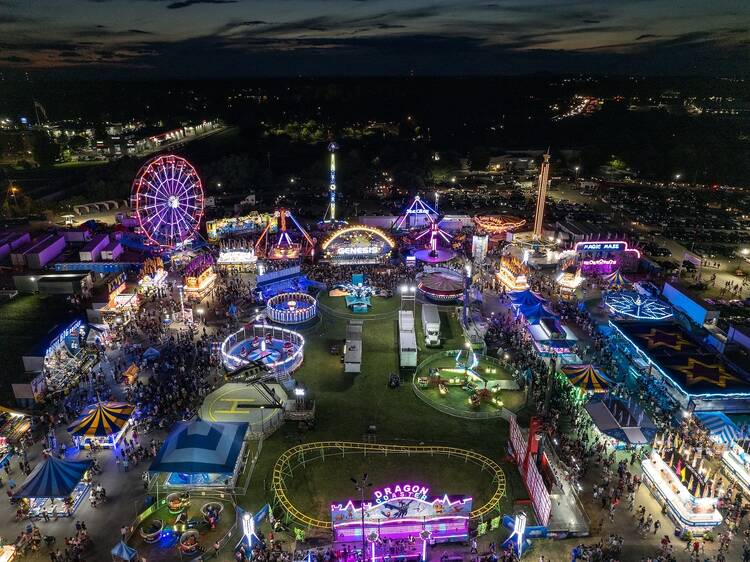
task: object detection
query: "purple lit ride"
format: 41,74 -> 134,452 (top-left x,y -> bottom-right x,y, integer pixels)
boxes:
331,482 -> 472,553
221,323 -> 305,376
131,154 -> 205,249
266,292 -> 318,324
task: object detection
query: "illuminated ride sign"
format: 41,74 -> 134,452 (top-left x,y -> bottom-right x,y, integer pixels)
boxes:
322,226 -> 395,263
574,240 -> 641,258
331,481 -> 471,546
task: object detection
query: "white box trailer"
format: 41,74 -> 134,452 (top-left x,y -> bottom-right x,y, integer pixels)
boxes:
399,330 -> 418,368
421,303 -> 441,346
398,310 -> 415,332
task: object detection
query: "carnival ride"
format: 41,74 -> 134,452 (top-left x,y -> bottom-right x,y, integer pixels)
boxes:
473,215 -> 526,237
393,195 -> 438,231
321,225 -> 395,264
605,291 -> 673,320
131,155 -> 205,249
255,208 -> 314,260
221,324 -> 305,377
319,141 -> 347,227
266,292 -> 318,324
417,269 -> 464,302
271,441 -> 506,529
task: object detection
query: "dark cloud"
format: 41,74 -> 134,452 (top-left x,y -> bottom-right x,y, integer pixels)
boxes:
166,0 -> 238,9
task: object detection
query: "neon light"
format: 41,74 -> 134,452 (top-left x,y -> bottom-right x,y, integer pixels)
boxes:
322,226 -> 395,251
334,516 -> 470,527
581,258 -> 617,266
610,321 -> 750,399
574,239 -> 641,259
373,483 -> 430,503
394,195 -> 438,230
606,293 -> 673,320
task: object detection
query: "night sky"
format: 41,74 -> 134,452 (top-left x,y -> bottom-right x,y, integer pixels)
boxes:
1,0 -> 748,77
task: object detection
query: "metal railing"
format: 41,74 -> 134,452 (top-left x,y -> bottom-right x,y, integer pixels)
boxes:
271,441 -> 507,529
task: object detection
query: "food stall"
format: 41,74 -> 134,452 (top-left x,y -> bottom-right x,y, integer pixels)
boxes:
556,266 -> 584,299
183,255 -> 217,301
138,257 -> 168,293
496,255 -> 529,292
641,450 -> 722,536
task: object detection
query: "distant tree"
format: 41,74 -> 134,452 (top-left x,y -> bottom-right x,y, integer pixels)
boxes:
468,146 -> 490,171
31,131 -> 60,167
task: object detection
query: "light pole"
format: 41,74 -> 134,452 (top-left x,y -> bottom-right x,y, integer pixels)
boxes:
350,474 -> 372,562
574,166 -> 580,180
259,406 -> 265,434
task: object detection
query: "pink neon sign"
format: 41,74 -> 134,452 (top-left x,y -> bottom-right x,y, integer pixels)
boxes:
580,258 -> 617,266
574,239 -> 641,259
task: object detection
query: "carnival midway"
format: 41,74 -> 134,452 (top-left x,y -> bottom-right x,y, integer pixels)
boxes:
1,149 -> 750,562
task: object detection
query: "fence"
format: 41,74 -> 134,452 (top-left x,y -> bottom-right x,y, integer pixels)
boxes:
271,441 -> 507,529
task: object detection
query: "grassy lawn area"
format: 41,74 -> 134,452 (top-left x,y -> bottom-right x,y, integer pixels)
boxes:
0,295 -> 76,404
317,292 -> 403,316
53,160 -> 109,169
239,302 -> 527,520
283,452 -> 503,521
415,354 -> 526,415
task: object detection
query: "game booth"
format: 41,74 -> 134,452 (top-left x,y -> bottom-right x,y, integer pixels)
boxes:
221,323 -> 305,376
584,393 -> 658,448
266,292 -> 318,324
183,255 -> 217,301
0,407 -> 32,464
643,436 -> 723,536
417,269 -> 464,303
138,258 -> 168,293
331,483 -> 472,561
321,226 -> 395,265
67,402 -> 134,449
149,419 -> 249,489
12,457 -> 92,520
610,320 -> 750,413
574,240 -> 640,274
496,255 -> 529,292
206,212 -> 273,242
99,274 -> 139,326
216,246 -> 258,272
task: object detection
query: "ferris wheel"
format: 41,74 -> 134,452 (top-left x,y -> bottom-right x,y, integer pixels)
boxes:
131,154 -> 204,249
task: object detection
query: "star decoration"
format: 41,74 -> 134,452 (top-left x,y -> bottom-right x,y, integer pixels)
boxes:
673,358 -> 742,389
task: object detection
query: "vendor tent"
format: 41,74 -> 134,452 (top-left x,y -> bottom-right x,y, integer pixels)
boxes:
13,457 -> 92,499
561,364 -> 613,393
142,347 -> 160,361
518,302 -> 557,324
695,411 -> 740,445
149,419 -> 248,475
111,541 -> 138,561
604,269 -> 629,289
67,402 -> 134,438
509,289 -> 545,308
584,394 -> 658,445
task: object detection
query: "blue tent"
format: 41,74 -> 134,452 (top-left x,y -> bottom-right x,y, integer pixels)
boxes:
111,541 -> 138,561
509,289 -> 545,308
149,419 -> 248,475
13,457 -> 92,499
696,412 -> 740,445
518,302 -> 557,324
142,347 -> 160,361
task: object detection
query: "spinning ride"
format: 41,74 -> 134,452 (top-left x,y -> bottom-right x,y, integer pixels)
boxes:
222,324 -> 305,376
413,220 -> 455,264
266,292 -> 318,324
131,155 -> 204,249
255,208 -> 314,260
393,195 -> 438,231
417,269 -> 464,302
473,215 -> 526,238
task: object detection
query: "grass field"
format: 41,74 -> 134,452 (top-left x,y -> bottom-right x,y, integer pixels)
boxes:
415,355 -> 527,414
317,292 -> 403,316
283,452 -> 501,521
0,295 -> 76,403
240,302 -> 528,521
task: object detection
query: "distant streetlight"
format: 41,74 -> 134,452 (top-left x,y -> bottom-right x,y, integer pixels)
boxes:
742,248 -> 749,256
450,177 -> 456,183
574,165 -> 580,180
674,173 -> 682,181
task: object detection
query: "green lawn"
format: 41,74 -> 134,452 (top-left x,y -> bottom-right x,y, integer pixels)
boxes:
317,292 -> 403,316
415,355 -> 527,415
239,303 -> 527,520
0,295 -> 76,404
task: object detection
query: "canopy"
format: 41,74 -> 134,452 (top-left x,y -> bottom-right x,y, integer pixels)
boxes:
13,457 -> 92,499
142,347 -> 160,360
604,269 -> 629,288
695,411 -> 740,445
149,419 -> 248,475
584,394 -> 658,445
509,289 -> 545,308
67,402 -> 134,438
111,541 -> 138,561
518,302 -> 557,325
561,364 -> 613,393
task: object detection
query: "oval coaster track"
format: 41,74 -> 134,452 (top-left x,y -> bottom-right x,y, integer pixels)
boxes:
271,441 -> 507,528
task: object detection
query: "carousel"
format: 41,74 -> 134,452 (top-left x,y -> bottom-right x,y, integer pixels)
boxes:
266,292 -> 318,324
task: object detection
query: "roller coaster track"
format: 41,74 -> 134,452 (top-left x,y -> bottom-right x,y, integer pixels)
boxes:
271,441 -> 506,529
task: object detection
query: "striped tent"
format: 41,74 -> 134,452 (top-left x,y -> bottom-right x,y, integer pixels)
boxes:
561,364 -> 613,393
695,411 -> 740,445
604,269 -> 629,288
13,457 -> 92,499
67,402 -> 134,438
